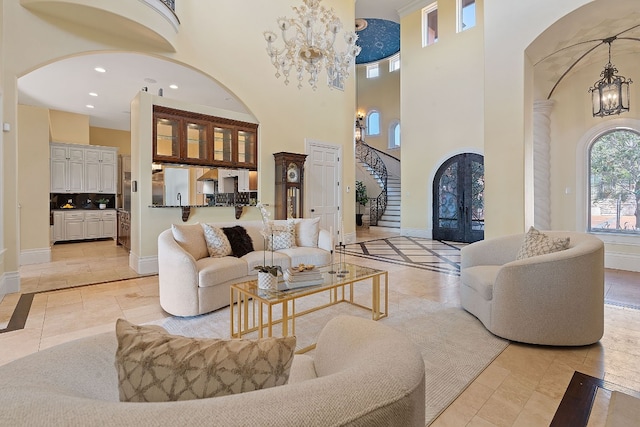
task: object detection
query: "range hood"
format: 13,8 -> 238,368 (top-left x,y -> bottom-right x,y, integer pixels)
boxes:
197,169 -> 219,181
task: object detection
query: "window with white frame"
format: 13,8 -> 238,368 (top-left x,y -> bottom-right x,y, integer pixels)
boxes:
457,0 -> 476,32
366,63 -> 379,79
389,54 -> 400,72
422,3 -> 438,47
366,111 -> 380,136
588,129 -> 640,235
389,121 -> 400,148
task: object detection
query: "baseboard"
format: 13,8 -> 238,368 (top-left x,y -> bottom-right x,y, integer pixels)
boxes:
400,227 -> 432,239
20,247 -> 52,265
130,253 -> 159,275
605,251 -> 640,272
0,271 -> 20,300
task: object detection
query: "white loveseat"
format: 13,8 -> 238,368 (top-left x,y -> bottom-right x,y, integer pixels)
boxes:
0,315 -> 426,426
460,231 -> 605,346
158,219 -> 333,316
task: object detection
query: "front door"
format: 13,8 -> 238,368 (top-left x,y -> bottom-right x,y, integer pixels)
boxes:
432,153 -> 484,243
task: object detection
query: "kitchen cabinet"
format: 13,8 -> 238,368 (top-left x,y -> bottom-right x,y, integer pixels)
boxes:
153,105 -> 258,169
117,210 -> 130,250
52,209 -> 117,243
52,211 -> 64,242
50,143 -> 118,194
84,147 -> 118,194
50,144 -> 84,193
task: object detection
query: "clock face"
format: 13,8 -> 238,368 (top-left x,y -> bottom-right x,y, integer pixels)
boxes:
287,163 -> 299,183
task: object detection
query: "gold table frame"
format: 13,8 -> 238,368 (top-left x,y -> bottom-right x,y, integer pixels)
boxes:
230,263 -> 388,353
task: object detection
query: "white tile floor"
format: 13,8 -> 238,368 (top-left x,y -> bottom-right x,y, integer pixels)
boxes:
1,229 -> 639,426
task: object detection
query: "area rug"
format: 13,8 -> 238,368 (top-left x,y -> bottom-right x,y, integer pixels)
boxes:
342,236 -> 465,275
150,291 -> 508,425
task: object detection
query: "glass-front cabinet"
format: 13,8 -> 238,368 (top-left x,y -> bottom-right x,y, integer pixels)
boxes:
154,114 -> 181,162
153,105 -> 258,170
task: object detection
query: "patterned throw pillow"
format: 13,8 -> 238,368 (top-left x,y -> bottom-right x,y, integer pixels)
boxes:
201,223 -> 232,257
222,226 -> 254,257
114,319 -> 296,403
516,226 -> 570,260
267,220 -> 296,251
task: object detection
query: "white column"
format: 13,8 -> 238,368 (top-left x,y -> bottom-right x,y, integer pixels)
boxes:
533,100 -> 554,230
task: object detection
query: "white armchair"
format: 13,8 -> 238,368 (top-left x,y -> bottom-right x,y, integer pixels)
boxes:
460,231 -> 605,346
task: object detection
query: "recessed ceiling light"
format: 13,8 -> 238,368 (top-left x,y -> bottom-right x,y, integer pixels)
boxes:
94,67 -> 106,73
89,92 -> 98,97
86,104 -> 95,109
144,77 -> 157,83
169,84 -> 178,90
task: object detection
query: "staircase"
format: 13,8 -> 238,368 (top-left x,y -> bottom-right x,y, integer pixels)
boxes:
377,176 -> 400,228
355,141 -> 400,229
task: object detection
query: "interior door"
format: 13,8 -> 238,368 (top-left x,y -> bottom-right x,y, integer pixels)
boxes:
306,140 -> 341,243
432,153 -> 484,243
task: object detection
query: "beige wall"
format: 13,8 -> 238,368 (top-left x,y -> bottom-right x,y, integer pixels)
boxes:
90,127 -> 131,154
17,105 -> 51,258
400,0 -> 485,237
49,109 -> 90,144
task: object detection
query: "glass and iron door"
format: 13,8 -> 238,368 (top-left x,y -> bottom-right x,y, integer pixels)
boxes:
432,153 -> 484,243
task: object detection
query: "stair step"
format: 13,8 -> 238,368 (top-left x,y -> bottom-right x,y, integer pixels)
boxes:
376,220 -> 400,228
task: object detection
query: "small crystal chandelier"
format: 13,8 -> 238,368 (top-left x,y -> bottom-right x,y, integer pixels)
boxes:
264,0 -> 361,90
589,37 -> 633,117
355,113 -> 365,142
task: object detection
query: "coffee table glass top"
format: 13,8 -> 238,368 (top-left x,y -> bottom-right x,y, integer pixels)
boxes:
233,263 -> 384,301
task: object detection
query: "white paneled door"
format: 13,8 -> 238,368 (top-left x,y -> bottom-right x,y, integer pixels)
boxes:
306,140 -> 341,244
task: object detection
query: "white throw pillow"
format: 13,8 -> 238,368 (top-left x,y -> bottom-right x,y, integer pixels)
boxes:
516,226 -> 570,260
267,220 -> 296,251
201,223 -> 232,257
295,217 -> 320,248
171,223 -> 208,260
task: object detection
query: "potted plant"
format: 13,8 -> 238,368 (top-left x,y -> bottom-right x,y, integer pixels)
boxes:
355,181 -> 369,226
96,198 -> 109,209
255,203 -> 282,290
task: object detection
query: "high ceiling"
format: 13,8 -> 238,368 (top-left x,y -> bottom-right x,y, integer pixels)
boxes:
17,1 -> 639,132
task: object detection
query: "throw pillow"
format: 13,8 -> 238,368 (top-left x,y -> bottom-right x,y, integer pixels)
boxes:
114,319 -> 296,403
516,226 -> 571,260
222,226 -> 254,257
267,220 -> 296,251
295,217 -> 320,248
201,223 -> 232,257
171,223 -> 208,260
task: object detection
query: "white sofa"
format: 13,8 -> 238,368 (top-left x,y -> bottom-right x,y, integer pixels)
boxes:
158,219 -> 333,317
0,315 -> 426,426
460,231 -> 605,346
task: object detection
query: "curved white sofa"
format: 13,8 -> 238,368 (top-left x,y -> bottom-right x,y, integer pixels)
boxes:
460,231 -> 605,346
158,219 -> 333,317
0,315 -> 426,426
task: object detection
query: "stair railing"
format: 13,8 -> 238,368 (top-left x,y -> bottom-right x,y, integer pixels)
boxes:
355,141 -> 388,226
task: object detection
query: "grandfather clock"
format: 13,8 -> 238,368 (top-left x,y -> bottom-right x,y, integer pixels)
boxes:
274,152 -> 307,219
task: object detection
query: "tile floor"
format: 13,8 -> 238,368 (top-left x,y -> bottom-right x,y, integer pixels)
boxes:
0,230 -> 639,426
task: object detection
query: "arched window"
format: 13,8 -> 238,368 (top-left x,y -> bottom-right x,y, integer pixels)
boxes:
589,129 -> 640,235
366,110 -> 380,136
389,121 -> 400,148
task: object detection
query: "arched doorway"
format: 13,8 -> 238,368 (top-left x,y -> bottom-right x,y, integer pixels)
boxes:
432,153 -> 484,243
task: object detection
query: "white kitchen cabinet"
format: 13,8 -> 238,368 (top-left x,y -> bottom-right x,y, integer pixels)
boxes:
53,209 -> 117,243
84,147 -> 118,194
64,211 -> 85,240
51,143 -> 117,194
52,211 -> 64,243
237,169 -> 250,192
50,144 -> 84,193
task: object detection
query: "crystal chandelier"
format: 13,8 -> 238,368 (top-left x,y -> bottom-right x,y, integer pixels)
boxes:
264,0 -> 361,90
589,37 -> 633,117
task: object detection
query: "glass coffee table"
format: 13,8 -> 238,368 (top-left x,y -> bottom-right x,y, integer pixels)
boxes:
230,263 -> 388,353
